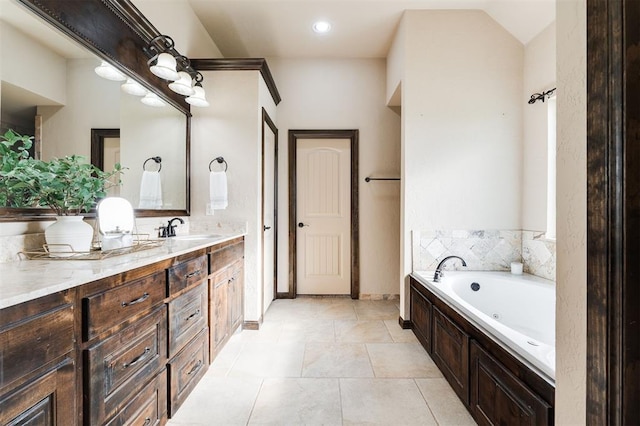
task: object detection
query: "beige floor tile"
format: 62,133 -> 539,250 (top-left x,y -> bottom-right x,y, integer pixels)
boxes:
334,320 -> 393,343
312,302 -> 358,320
354,301 -> 400,320
238,320 -> 284,342
383,319 -> 419,343
208,333 -> 245,376
263,299 -> 317,321
302,342 -> 374,378
227,340 -> 305,377
167,376 -> 262,426
340,378 -> 438,425
279,319 -> 336,342
248,378 -> 342,425
416,378 -> 477,425
366,343 -> 443,378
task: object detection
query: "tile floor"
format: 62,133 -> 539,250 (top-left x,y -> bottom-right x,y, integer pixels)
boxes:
168,297 -> 476,425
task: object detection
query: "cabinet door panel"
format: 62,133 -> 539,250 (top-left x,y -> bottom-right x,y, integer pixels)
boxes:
0,303 -> 74,390
105,369 -> 167,426
229,260 -> 244,331
169,282 -> 207,357
168,329 -> 209,416
410,285 -> 432,354
209,269 -> 230,358
168,255 -> 207,295
470,342 -> 551,426
0,358 -> 76,426
84,271 -> 165,341
85,305 -> 167,425
432,307 -> 470,405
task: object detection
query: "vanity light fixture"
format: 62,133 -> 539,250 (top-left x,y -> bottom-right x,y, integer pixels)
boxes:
94,60 -> 127,81
143,35 -> 209,107
140,92 -> 166,107
121,78 -> 148,96
168,71 -> 196,96
312,21 -> 332,34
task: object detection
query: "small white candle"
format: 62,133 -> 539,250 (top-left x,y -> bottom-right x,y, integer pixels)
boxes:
511,262 -> 523,275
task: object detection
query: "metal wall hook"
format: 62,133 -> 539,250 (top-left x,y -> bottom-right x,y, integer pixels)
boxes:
209,156 -> 228,172
143,156 -> 162,172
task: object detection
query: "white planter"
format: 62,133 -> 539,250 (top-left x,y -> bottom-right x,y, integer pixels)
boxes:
45,216 -> 94,256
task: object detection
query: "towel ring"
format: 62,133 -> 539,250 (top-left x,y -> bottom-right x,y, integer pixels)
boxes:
209,156 -> 228,172
143,156 -> 162,172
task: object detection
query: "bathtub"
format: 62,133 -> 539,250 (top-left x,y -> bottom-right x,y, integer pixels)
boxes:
412,270 -> 555,384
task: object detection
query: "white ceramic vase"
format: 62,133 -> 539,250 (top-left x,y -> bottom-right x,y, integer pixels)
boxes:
45,216 -> 94,256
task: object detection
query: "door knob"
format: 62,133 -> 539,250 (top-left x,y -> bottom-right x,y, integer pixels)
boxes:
264,225 -> 271,231
298,222 -> 309,228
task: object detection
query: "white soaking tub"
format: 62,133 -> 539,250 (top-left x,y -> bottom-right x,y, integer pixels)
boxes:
412,270 -> 556,383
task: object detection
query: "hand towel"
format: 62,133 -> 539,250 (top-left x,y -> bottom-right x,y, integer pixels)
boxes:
139,170 -> 163,209
209,171 -> 228,210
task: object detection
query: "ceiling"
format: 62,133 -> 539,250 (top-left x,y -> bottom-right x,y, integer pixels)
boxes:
187,0 -> 556,59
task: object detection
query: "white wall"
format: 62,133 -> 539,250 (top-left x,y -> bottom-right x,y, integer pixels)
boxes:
523,23 -> 556,232
395,10 -> 524,318
268,58 -> 402,297
190,70 -> 275,323
555,0 -> 587,423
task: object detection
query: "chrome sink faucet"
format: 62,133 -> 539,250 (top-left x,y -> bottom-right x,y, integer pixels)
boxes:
433,256 -> 467,282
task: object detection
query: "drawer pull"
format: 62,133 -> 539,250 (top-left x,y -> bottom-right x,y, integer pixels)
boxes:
121,292 -> 149,307
185,269 -> 202,279
188,359 -> 203,376
123,347 -> 151,368
186,309 -> 201,321
143,418 -> 151,426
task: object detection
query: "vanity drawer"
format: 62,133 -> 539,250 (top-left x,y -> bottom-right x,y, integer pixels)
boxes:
105,369 -> 167,426
0,300 -> 74,391
169,281 -> 207,357
209,240 -> 244,272
168,328 -> 209,417
83,271 -> 165,341
85,305 -> 167,426
168,255 -> 207,295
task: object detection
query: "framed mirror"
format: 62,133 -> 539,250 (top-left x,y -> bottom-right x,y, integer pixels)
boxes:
0,0 -> 191,220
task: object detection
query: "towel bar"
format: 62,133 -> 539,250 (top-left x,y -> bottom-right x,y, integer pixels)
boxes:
143,156 -> 162,172
209,156 -> 228,172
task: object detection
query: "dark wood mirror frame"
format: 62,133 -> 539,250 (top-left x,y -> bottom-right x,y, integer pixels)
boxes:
0,0 -> 192,221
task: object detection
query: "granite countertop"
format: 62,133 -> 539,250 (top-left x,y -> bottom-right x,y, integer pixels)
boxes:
0,232 -> 245,310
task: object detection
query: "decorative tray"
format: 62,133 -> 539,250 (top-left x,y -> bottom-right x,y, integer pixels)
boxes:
19,238 -> 164,261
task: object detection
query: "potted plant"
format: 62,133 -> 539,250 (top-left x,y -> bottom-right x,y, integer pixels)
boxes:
0,129 -> 123,253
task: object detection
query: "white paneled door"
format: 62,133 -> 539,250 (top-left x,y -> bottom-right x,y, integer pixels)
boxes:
296,138 -> 351,295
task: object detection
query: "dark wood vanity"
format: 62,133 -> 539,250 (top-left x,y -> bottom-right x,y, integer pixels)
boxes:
410,275 -> 554,426
0,236 -> 244,425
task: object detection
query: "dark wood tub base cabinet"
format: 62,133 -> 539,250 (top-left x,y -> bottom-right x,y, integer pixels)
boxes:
409,275 -> 555,426
0,236 -> 245,426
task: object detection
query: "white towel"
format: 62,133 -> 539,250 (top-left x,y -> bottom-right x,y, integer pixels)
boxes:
209,171 -> 228,210
139,170 -> 163,209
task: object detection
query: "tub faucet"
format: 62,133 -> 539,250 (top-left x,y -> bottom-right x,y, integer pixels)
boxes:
166,217 -> 184,237
433,256 -> 467,283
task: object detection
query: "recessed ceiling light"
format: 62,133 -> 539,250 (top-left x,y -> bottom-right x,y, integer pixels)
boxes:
312,21 -> 331,34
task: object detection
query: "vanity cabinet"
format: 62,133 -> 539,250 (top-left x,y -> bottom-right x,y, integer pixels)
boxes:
0,291 -> 77,426
208,238 -> 244,360
409,276 -> 554,425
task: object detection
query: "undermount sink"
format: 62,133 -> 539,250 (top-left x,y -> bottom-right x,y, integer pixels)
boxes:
172,234 -> 223,241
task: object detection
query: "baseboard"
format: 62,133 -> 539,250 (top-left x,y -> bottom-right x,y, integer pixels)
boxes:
399,316 -> 412,329
359,294 -> 400,301
243,315 -> 263,330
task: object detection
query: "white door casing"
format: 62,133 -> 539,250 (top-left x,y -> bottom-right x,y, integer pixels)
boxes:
296,138 -> 351,295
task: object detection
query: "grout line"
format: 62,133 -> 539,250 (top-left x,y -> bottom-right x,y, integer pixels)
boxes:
338,378 -> 345,426
245,378 -> 265,426
414,378 -> 441,426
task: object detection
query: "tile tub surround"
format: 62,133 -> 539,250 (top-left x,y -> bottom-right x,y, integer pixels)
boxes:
167,298 -> 476,426
413,229 -> 556,281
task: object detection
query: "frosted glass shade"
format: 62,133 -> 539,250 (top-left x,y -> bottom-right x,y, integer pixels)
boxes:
94,61 -> 126,81
185,85 -> 209,107
121,78 -> 148,96
168,71 -> 195,96
141,92 -> 166,107
149,53 -> 179,81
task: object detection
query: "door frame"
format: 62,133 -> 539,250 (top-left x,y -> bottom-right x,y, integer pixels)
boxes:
285,129 -> 359,299
586,0 -> 640,423
261,108 -> 278,314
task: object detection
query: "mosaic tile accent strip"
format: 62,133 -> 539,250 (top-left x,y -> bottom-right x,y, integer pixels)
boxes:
413,229 -> 522,272
522,231 -> 556,281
